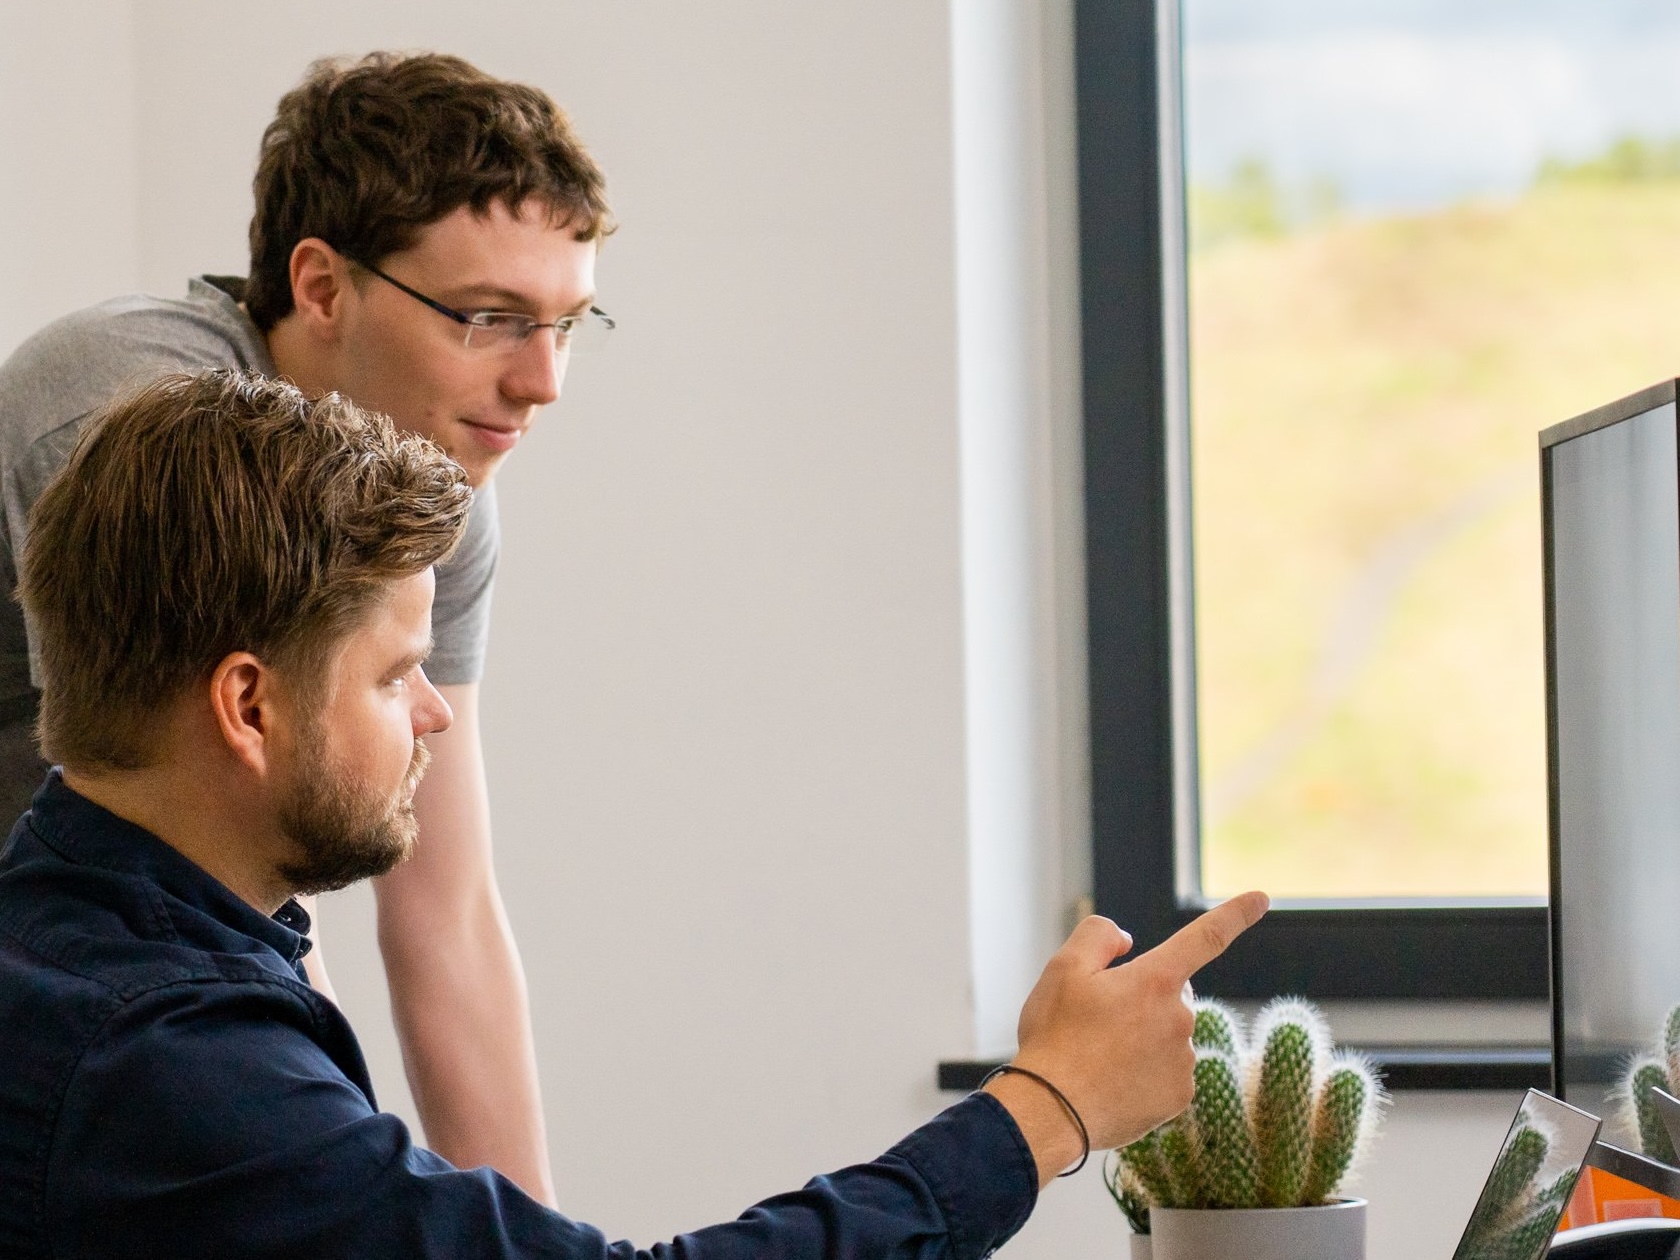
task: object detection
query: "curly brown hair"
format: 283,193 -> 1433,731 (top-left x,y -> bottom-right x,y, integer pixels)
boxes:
245,51 -> 614,331
19,369 -> 474,772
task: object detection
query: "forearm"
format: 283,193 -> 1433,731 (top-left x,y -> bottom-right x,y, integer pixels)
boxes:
376,682 -> 556,1206
61,1011 -> 1032,1260
379,880 -> 556,1206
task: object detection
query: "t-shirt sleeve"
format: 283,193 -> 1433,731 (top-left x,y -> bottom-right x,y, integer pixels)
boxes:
426,479 -> 499,686
44,978 -> 1037,1260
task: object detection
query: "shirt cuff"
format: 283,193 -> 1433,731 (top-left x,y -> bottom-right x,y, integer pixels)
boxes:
887,1091 -> 1039,1260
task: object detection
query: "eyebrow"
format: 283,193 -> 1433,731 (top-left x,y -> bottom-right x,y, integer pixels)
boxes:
387,636 -> 435,679
440,284 -> 596,317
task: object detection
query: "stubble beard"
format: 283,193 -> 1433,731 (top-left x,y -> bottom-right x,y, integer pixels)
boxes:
276,736 -> 432,896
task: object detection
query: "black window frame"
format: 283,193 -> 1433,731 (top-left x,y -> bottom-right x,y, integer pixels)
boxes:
1074,0 -> 1547,999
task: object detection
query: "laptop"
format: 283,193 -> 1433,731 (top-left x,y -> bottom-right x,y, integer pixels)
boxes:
1450,1089 -> 1602,1260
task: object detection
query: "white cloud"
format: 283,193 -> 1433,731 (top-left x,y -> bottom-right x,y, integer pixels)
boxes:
1186,30 -> 1680,209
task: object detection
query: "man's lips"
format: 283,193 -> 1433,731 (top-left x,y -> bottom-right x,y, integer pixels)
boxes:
458,419 -> 525,453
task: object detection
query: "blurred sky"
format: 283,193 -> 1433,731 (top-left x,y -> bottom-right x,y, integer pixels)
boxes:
1184,0 -> 1680,210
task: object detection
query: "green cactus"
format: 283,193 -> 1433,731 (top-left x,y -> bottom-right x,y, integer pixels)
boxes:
1490,1176 -> 1576,1260
1191,1000 -> 1242,1057
1492,1203 -> 1571,1260
1613,1006 -> 1680,1162
1253,1005 -> 1319,1207
1158,1111 -> 1207,1207
1534,1170 -> 1580,1215
1102,996 -> 1385,1223
1303,1056 -> 1377,1205
1466,1120 -> 1549,1241
1192,1050 -> 1261,1207
1628,1057 -> 1679,1165
1455,1108 -> 1583,1260
1116,1129 -> 1175,1210
1663,1004 -> 1680,1100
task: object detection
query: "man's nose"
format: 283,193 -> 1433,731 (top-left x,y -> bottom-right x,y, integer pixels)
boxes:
502,330 -> 564,407
415,672 -> 453,737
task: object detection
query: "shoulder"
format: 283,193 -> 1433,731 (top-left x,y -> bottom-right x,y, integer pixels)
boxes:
0,279 -> 270,470
0,856 -> 292,1010
0,843 -> 390,1257
6,906 -> 367,1160
71,971 -> 355,1103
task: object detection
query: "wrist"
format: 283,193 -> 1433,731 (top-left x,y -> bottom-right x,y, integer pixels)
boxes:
982,1067 -> 1087,1189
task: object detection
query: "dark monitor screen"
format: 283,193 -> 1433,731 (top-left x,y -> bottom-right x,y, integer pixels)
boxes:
1544,379 -> 1680,1130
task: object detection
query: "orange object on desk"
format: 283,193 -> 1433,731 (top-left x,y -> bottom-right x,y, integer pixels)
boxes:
1563,1165 -> 1680,1229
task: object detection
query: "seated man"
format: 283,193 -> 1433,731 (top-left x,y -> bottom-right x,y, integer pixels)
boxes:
0,369 -> 1267,1259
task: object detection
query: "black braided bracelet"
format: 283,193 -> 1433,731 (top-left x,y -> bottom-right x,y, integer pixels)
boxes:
978,1064 -> 1091,1177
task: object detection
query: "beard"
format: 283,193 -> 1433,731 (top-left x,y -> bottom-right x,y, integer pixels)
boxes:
275,735 -> 432,896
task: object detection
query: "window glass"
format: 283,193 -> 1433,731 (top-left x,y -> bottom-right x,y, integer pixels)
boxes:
1185,0 -> 1680,899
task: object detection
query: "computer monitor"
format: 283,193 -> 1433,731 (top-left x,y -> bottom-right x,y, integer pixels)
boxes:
1543,379 -> 1680,1137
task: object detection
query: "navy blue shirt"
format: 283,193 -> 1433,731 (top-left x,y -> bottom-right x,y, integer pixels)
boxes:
0,774 -> 1038,1258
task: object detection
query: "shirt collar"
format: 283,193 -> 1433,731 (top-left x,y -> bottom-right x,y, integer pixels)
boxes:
23,770 -> 313,965
189,274 -> 279,377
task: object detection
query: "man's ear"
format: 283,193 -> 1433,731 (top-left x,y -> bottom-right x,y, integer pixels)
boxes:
288,238 -> 354,338
209,652 -> 278,776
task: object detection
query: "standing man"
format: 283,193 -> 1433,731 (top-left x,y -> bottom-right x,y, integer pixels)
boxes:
0,51 -> 614,1203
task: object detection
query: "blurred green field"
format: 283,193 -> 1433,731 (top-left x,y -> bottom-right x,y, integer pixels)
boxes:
1192,178 -> 1680,899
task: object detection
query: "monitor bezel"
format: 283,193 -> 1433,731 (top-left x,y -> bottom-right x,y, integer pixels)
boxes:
1543,378 -> 1680,1099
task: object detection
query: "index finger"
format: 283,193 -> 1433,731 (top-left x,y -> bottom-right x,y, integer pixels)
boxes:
1145,891 -> 1270,981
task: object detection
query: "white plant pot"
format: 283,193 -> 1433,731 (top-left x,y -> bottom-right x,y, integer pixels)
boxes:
1127,1231 -> 1152,1260
1147,1198 -> 1366,1260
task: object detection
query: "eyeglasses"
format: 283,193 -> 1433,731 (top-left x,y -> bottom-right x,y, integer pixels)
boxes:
346,255 -> 615,354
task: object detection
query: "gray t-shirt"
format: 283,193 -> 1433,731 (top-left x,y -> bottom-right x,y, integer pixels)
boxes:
0,276 -> 498,819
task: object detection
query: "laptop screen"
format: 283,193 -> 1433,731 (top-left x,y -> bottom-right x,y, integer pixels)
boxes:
1452,1091 -> 1602,1260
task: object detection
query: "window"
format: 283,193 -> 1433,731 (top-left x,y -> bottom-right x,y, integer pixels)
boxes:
1079,0 -> 1680,996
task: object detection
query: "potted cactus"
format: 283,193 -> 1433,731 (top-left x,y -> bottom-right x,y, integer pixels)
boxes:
1104,998 -> 1387,1260
1617,1003 -> 1680,1162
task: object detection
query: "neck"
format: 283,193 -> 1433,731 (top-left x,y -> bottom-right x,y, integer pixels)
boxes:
263,316 -> 337,400
61,763 -> 293,916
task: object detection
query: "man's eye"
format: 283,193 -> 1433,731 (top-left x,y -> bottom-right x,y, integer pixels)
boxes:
468,312 -> 530,331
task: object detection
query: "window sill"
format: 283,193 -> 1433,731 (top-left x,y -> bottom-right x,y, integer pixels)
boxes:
937,1043 -> 1550,1094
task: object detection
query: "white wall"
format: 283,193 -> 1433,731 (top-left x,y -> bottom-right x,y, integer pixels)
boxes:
0,3 -> 1534,1258
0,0 -> 139,357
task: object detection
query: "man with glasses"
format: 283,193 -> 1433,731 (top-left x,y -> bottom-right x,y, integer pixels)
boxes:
0,51 -> 610,1205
